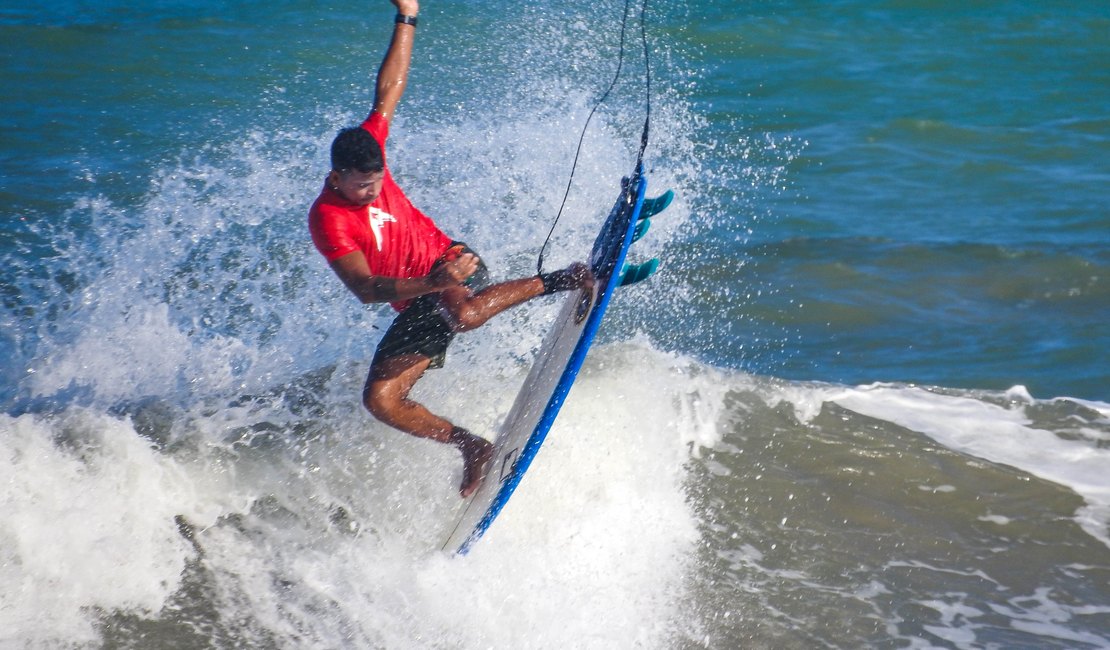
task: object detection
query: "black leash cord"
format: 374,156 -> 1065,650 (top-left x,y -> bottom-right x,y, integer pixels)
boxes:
635,0 -> 652,170
536,0 -> 652,276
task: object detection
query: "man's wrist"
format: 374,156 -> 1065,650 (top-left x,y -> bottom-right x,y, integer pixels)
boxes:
426,268 -> 446,291
395,13 -> 418,27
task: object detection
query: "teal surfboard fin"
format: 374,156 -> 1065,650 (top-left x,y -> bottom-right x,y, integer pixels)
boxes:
631,217 -> 651,243
640,189 -> 673,220
618,258 -> 660,287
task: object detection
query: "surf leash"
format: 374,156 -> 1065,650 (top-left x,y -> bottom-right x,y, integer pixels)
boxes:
536,0 -> 653,276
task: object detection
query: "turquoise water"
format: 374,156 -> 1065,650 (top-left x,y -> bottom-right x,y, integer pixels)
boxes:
675,0 -> 1110,399
2,1 -> 1108,647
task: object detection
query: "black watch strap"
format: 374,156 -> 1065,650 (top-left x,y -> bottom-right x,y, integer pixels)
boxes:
395,14 -> 418,27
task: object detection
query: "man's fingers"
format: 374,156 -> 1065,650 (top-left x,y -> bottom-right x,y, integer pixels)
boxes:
449,254 -> 478,281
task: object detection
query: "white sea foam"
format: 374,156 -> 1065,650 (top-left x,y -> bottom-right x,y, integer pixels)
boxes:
784,383 -> 1110,549
0,411 -> 198,646
1,341 -> 718,646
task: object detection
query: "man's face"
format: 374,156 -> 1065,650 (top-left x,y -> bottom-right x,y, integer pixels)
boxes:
330,169 -> 384,206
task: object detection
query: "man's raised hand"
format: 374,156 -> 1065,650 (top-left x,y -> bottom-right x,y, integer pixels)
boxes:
391,0 -> 419,16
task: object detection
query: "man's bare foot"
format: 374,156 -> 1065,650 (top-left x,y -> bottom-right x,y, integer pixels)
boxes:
450,427 -> 494,498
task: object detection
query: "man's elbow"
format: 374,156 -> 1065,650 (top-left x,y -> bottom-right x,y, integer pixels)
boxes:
353,276 -> 401,305
339,278 -> 378,304
353,285 -> 383,305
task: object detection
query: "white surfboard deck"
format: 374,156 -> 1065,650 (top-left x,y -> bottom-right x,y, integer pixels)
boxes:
441,166 -> 654,554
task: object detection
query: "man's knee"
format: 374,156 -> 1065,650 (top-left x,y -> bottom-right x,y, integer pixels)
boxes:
437,286 -> 485,332
363,381 -> 399,422
363,353 -> 430,420
449,303 -> 485,332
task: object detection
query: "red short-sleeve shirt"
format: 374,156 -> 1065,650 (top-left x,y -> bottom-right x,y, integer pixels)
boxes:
309,112 -> 453,311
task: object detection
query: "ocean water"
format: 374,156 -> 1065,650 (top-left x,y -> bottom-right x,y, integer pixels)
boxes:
2,0 -> 1108,647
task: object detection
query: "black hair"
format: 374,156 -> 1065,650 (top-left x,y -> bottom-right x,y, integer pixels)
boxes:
330,127 -> 383,173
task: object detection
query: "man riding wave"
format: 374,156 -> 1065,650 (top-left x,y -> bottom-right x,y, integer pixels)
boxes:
308,0 -> 593,497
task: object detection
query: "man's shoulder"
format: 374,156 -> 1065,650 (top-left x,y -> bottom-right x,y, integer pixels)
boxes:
308,188 -> 333,220
310,189 -> 363,229
361,111 -> 390,145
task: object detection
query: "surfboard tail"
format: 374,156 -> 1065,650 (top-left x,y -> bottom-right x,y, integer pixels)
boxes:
631,187 -> 673,246
618,258 -> 660,287
640,189 -> 673,220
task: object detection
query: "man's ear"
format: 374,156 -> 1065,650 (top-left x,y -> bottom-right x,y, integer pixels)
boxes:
327,169 -> 341,188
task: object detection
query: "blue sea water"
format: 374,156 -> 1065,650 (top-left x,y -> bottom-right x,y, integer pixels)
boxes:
1,0 -> 1108,648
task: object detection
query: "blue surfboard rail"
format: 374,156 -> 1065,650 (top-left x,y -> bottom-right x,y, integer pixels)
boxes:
453,164 -> 649,554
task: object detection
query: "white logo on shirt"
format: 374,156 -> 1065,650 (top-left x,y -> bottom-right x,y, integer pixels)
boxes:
368,207 -> 396,251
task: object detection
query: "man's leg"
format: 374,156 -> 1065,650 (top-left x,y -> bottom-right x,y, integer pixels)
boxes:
364,353 -> 449,439
364,353 -> 493,497
361,261 -> 591,497
440,263 -> 594,332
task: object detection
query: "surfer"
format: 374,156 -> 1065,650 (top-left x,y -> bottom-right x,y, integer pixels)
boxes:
308,0 -> 593,498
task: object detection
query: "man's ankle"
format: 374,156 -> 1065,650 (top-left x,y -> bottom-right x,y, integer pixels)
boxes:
449,425 -> 475,446
450,426 -> 491,454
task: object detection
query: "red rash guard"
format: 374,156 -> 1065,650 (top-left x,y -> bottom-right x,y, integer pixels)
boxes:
308,112 -> 453,311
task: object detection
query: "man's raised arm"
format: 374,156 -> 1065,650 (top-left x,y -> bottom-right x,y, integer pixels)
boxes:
372,0 -> 420,122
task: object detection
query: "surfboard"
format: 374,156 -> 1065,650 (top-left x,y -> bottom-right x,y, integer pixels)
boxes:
441,163 -> 672,554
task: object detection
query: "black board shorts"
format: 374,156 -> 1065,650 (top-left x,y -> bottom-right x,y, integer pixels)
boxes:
371,243 -> 491,370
